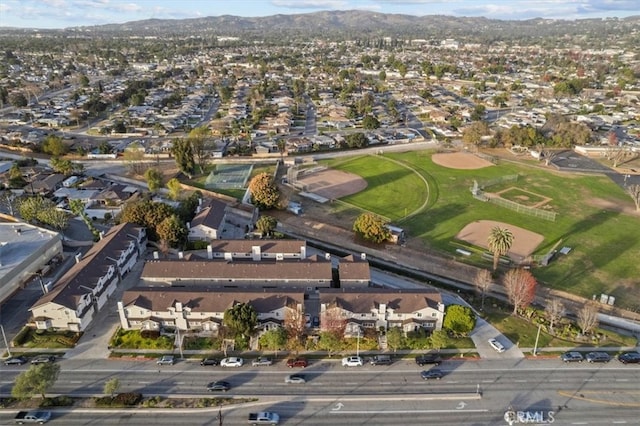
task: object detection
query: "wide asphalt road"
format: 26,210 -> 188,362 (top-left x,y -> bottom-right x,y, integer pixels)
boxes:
1,358 -> 639,425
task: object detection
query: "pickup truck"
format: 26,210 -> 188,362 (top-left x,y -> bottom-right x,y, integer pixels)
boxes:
248,411 -> 280,425
15,410 -> 51,424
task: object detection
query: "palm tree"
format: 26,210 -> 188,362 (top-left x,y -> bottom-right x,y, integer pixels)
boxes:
487,226 -> 514,271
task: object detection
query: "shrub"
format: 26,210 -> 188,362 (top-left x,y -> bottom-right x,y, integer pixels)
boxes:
113,392 -> 143,406
12,326 -> 31,346
40,396 -> 74,407
140,330 -> 161,339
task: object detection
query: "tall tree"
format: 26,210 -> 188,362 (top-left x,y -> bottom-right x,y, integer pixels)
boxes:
577,302 -> 599,335
122,143 -> 146,175
255,215 -> 277,236
353,212 -> 391,244
156,214 -> 187,248
248,172 -> 280,210
503,268 -> 537,315
224,303 -> 257,339
188,126 -> 210,174
171,138 -> 195,179
166,178 -> 182,201
385,326 -> 404,353
626,184 -> 640,211
429,330 -> 449,352
545,298 -> 565,334
144,168 -> 163,193
12,363 -> 60,399
487,226 -> 514,271
41,134 -> 69,156
474,269 -> 493,310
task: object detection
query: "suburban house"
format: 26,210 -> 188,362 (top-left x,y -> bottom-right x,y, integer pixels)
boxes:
26,173 -> 65,195
89,183 -> 138,207
187,197 -> 258,242
29,222 -> 147,331
140,255 -> 334,291
319,288 -> 444,337
117,287 -> 304,333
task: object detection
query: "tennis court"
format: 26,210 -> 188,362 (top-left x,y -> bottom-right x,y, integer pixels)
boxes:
204,163 -> 253,189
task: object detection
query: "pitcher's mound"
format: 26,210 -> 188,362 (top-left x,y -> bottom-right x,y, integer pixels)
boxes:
456,220 -> 544,262
433,152 -> 494,170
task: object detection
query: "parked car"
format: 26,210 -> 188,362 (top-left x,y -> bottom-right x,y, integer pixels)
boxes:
221,357 -> 244,367
488,338 -> 506,353
561,351 -> 584,363
207,381 -> 231,392
4,356 -> 27,366
415,354 -> 442,366
585,352 -> 611,363
370,355 -> 393,366
286,357 -> 308,368
618,351 -> 640,364
157,355 -> 175,365
420,369 -> 444,380
284,374 -> 306,384
200,357 -> 219,366
341,356 -> 364,367
252,357 -> 273,367
305,314 -> 311,328
14,410 -> 51,424
30,355 -> 56,365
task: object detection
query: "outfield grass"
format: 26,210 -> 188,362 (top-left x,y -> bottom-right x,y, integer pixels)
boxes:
321,150 -> 640,310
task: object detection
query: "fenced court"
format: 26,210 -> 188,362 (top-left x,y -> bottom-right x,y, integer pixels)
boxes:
204,163 -> 253,189
471,174 -> 557,221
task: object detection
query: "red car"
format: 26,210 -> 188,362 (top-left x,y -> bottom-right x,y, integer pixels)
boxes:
286,358 -> 308,368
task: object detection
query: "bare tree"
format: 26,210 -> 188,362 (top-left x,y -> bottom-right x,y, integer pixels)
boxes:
284,303 -> 306,348
577,302 -> 599,335
503,268 -> 537,315
627,184 -> 640,211
320,307 -> 347,337
474,269 -> 493,310
541,147 -> 559,166
545,298 -> 565,334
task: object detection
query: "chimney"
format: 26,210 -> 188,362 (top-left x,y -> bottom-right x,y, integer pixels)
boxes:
153,251 -> 159,259
99,231 -> 104,240
360,253 -> 366,260
178,251 -> 184,259
176,302 -> 183,312
325,253 -> 331,260
300,246 -> 307,258
207,245 -> 213,259
252,245 -> 261,261
74,252 -> 82,263
186,222 -> 190,229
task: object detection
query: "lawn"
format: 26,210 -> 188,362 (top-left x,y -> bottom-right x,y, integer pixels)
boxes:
320,150 -> 640,310
110,329 -> 174,350
322,155 -> 428,221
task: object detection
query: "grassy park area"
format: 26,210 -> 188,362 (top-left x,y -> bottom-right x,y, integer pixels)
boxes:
322,150 -> 640,311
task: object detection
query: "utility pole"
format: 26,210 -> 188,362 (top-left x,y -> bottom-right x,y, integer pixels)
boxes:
1,324 -> 11,357
356,329 -> 361,357
533,323 -> 542,356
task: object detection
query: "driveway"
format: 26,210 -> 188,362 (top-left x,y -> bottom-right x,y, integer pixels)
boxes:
471,317 -> 524,359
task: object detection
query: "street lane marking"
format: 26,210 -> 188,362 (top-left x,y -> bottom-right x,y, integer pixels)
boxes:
330,409 -> 489,414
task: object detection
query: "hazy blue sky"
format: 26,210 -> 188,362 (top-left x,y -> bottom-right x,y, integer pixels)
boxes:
1,0 -> 638,29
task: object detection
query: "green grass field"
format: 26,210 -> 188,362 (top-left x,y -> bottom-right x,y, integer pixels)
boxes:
322,151 -> 640,311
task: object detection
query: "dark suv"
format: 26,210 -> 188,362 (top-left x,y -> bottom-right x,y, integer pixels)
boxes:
585,352 -> 610,363
370,355 -> 393,366
200,357 -> 219,366
415,354 -> 442,366
618,351 -> 640,364
561,351 -> 584,363
286,358 -> 308,368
